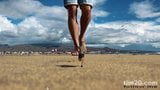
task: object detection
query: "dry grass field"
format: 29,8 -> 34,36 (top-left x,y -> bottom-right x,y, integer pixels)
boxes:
0,54 -> 159,90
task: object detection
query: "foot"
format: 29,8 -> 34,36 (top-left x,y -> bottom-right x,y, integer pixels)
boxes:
79,39 -> 87,53
71,46 -> 80,56
78,51 -> 85,59
78,45 -> 86,61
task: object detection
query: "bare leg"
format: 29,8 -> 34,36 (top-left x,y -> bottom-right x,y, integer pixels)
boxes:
67,5 -> 79,56
79,5 -> 92,51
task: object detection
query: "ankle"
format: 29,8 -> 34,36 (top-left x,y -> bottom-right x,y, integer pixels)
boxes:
79,37 -> 85,42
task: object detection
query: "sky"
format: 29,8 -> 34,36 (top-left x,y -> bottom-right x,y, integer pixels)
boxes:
0,0 -> 160,51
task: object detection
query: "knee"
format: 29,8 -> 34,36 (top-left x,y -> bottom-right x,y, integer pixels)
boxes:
81,5 -> 91,17
67,6 -> 77,19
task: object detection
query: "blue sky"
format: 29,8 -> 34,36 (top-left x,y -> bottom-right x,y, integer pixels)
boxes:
0,0 -> 160,51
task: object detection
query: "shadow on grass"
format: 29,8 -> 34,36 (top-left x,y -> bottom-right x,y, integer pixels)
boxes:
56,65 -> 78,68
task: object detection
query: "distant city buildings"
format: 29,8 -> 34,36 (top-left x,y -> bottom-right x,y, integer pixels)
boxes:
0,48 -> 160,56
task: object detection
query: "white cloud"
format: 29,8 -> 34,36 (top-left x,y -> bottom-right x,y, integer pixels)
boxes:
92,9 -> 109,17
130,0 -> 160,19
14,16 -> 70,44
0,15 -> 18,44
17,17 -> 47,37
36,6 -> 67,21
93,0 -> 107,6
0,15 -> 16,32
0,0 -> 42,19
86,21 -> 160,47
0,0 -> 71,44
92,0 -> 109,17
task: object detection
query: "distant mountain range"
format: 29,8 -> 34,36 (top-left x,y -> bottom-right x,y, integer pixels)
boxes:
0,44 -> 159,54
0,43 -> 117,52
